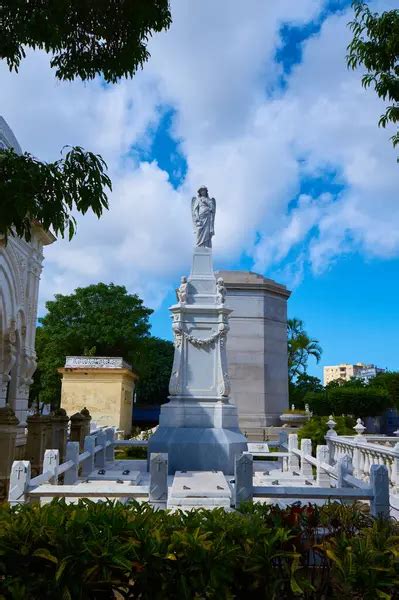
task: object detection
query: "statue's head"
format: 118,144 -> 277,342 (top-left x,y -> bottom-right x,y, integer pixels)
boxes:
198,185 -> 208,197
181,276 -> 187,283
217,277 -> 224,285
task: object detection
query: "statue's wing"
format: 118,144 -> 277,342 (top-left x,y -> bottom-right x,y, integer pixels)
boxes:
191,196 -> 197,225
210,197 -> 216,234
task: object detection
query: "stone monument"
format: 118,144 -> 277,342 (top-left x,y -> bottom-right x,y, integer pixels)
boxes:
148,186 -> 247,474
59,357 -> 137,435
214,270 -> 291,436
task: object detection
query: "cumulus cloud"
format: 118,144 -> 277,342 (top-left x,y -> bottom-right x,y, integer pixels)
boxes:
1,0 -> 398,312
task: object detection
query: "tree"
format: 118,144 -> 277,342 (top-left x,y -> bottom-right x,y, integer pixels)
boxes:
347,1 -> 399,157
305,380 -> 391,418
287,318 -> 322,382
31,282 -> 154,409
0,146 -> 111,241
370,371 -> 399,409
0,1 -> 172,83
289,373 -> 323,409
134,337 -> 174,405
0,0 -> 172,240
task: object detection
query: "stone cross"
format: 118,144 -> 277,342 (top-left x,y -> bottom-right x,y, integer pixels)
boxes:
149,453 -> 168,505
235,453 -> 253,507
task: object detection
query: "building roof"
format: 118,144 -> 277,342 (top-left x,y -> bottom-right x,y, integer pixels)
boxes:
215,270 -> 291,298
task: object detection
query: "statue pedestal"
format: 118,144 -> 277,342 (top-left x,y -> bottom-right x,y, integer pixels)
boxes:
148,247 -> 247,474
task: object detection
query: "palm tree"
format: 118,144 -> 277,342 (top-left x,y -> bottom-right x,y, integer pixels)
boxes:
287,318 -> 322,382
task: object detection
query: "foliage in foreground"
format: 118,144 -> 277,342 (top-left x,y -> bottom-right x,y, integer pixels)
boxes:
0,146 -> 111,242
0,500 -> 398,599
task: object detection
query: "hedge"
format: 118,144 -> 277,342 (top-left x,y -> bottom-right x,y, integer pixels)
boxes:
0,500 -> 399,599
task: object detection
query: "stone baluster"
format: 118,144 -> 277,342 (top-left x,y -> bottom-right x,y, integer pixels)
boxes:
105,428 -> 115,462
0,405 -> 19,499
82,435 -> 95,477
95,430 -> 106,468
392,443 -> 399,494
316,445 -> 330,488
64,441 -> 80,484
325,416 -> 337,464
370,464 -> 389,519
288,433 -> 299,472
300,438 -> 313,481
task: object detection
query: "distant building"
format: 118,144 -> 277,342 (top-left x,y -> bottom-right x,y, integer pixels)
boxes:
59,356 -> 138,435
323,362 -> 385,386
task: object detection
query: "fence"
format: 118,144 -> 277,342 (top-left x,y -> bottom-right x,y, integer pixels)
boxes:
235,442 -> 390,518
8,427 -> 151,505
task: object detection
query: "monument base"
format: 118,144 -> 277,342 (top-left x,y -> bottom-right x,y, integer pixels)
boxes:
148,424 -> 247,475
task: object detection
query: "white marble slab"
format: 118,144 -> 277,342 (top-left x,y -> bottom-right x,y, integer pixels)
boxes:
87,469 -> 141,484
170,471 -> 231,499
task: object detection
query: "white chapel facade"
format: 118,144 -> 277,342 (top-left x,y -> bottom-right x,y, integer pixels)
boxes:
0,116 -> 55,447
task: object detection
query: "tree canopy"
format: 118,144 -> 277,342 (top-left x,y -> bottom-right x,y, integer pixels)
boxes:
0,146 -> 111,241
0,0 -> 172,240
287,318 -> 322,382
347,1 -> 399,157
0,0 -> 172,83
305,376 -> 392,419
134,337 -> 174,405
30,283 -> 167,409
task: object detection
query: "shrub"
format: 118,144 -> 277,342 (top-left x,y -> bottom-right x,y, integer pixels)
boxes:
0,500 -> 398,599
298,415 -> 355,451
305,386 -> 391,418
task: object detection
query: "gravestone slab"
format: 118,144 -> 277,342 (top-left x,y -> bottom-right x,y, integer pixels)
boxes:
168,470 -> 231,509
86,469 -> 141,484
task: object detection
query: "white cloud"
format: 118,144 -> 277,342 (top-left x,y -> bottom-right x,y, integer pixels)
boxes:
1,0 -> 398,313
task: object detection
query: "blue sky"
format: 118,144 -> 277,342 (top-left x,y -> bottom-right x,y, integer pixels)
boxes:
1,0 -> 398,382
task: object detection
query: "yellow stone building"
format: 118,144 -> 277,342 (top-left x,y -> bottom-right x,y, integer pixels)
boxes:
59,357 -> 138,435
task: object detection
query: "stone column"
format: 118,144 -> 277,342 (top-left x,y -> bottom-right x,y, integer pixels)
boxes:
70,411 -> 87,450
80,407 -> 92,440
50,408 -> 69,464
0,405 -> 19,499
24,413 -> 48,476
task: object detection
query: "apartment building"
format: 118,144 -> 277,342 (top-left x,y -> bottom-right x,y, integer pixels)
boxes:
323,363 -> 385,386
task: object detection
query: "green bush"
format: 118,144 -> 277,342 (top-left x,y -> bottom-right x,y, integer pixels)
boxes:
0,500 -> 398,599
298,415 -> 355,451
305,385 -> 391,418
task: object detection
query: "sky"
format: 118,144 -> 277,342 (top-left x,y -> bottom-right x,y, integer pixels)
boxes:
1,0 -> 399,380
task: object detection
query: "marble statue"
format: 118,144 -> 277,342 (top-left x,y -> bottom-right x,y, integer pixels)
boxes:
216,277 -> 226,304
191,186 -> 216,248
177,276 -> 188,304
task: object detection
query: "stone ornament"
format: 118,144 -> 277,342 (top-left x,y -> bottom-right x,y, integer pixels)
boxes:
191,186 -> 216,248
216,277 -> 226,304
176,276 -> 188,304
64,356 -> 130,369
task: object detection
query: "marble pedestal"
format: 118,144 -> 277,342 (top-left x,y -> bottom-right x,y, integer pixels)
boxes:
148,247 -> 247,474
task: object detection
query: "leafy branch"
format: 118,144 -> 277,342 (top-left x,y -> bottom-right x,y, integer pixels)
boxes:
347,1 -> 399,154
0,0 -> 172,83
0,146 -> 111,241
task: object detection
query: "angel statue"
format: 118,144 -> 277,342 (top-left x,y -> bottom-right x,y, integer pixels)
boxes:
191,186 -> 216,248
